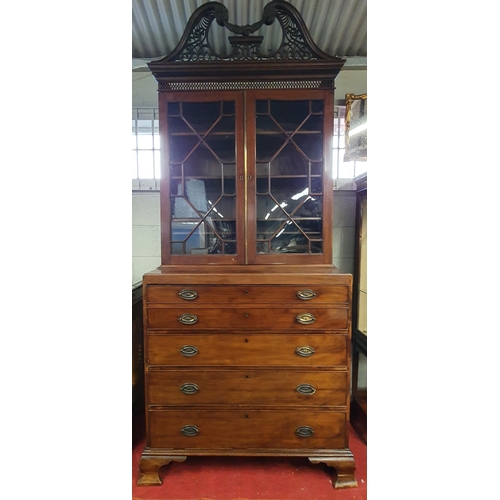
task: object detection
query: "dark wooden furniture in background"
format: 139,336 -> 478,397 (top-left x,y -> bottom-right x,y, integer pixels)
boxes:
137,1 -> 357,490
350,172 -> 367,442
132,282 -> 144,416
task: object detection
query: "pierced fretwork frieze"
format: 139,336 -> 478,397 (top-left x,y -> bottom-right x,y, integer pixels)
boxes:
158,80 -> 334,92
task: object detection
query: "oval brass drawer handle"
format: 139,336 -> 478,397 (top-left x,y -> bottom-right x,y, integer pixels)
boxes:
296,383 -> 316,395
295,346 -> 315,357
295,426 -> 315,437
178,313 -> 198,325
179,345 -> 198,357
181,425 -> 199,437
178,289 -> 198,301
296,313 -> 316,325
180,383 -> 199,395
297,289 -> 317,300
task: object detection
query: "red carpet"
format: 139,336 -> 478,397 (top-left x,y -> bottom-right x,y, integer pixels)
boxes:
132,410 -> 367,500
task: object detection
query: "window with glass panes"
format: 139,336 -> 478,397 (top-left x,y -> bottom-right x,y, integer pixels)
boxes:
132,108 -> 161,190
332,106 -> 367,183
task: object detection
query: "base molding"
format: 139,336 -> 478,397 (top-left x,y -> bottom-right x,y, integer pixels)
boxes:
137,447 -> 357,489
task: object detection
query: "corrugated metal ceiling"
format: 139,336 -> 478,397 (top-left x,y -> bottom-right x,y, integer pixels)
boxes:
132,0 -> 367,69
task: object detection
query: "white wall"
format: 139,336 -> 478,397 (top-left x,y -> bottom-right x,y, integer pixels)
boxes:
332,191 -> 357,274
132,192 -> 161,284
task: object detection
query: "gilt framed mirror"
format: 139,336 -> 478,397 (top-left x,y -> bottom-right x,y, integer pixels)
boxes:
344,93 -> 367,162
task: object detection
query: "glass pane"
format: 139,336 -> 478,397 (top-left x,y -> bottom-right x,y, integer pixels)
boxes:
311,100 -> 323,113
256,115 -> 283,134
208,195 -> 236,220
311,176 -> 323,194
184,144 -> 221,178
270,177 -> 308,209
171,222 -> 205,254
168,116 -> 192,134
332,149 -> 339,179
256,133 -> 287,162
294,195 -> 323,222
254,98 -> 325,256
172,196 -> 199,219
132,151 -> 138,179
294,134 -> 323,161
137,119 -> 153,148
211,116 -> 235,134
168,102 -> 180,116
271,144 -> 308,176
168,99 -> 239,255
137,133 -> 153,149
256,194 -> 288,222
222,101 -> 235,114
205,135 -> 235,163
208,220 -> 237,255
223,164 -> 236,195
311,163 -> 323,176
172,178 -> 210,218
132,118 -> 137,147
338,154 -> 354,178
170,164 -> 182,178
355,160 -> 367,176
299,115 -> 323,132
154,150 -> 161,179
271,222 -> 302,254
183,101 -> 220,133
256,162 -> 269,178
138,150 -> 154,179
170,135 -> 199,163
170,219 -> 237,256
256,100 -> 268,114
270,100 -> 309,130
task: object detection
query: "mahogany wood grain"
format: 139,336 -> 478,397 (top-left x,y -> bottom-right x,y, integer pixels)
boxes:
148,368 -> 348,406
146,284 -> 349,304
148,409 -> 347,450
147,306 -> 348,330
147,333 -> 348,367
145,264 -> 352,280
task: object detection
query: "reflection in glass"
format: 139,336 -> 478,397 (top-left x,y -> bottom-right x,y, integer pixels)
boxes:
255,99 -> 324,255
167,99 -> 237,255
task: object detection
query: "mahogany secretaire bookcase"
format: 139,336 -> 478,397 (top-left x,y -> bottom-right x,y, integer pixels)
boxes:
137,1 -> 357,489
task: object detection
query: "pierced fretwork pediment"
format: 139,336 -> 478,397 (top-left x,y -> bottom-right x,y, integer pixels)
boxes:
148,1 -> 345,88
158,1 -> 342,62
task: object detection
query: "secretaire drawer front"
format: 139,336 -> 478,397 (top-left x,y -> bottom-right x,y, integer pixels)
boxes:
147,285 -> 349,305
149,409 -> 347,450
147,334 -> 347,367
147,307 -> 348,330
148,369 -> 348,406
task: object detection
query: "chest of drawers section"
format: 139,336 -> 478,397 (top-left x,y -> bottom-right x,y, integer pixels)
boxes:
138,270 -> 357,489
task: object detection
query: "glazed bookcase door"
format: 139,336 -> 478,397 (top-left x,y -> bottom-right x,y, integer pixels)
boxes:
160,91 -> 245,265
246,90 -> 334,265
